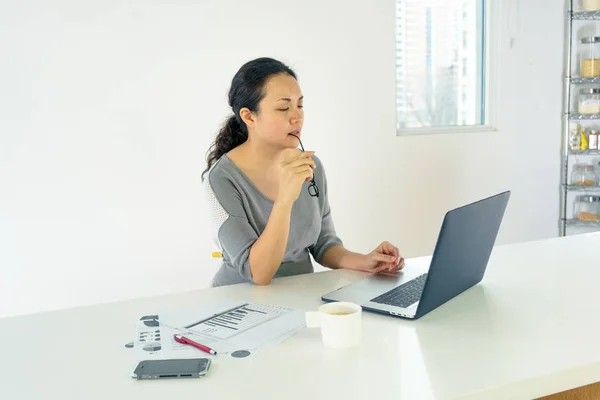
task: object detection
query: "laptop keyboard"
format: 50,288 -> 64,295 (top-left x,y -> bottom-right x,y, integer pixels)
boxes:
370,273 -> 428,308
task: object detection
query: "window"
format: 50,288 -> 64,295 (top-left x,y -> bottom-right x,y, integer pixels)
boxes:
396,0 -> 490,133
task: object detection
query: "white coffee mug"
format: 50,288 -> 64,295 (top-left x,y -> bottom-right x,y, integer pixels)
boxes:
305,302 -> 362,348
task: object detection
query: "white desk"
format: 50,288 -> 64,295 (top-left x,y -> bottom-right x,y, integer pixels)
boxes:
1,233 -> 600,400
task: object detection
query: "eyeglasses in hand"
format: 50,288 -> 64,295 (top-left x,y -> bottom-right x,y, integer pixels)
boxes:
291,135 -> 319,198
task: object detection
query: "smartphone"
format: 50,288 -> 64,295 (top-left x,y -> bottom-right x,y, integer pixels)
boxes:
132,358 -> 211,380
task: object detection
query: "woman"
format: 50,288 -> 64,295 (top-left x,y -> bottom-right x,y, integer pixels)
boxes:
202,57 -> 405,287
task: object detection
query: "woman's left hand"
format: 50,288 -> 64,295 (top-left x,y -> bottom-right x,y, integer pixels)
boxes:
355,241 -> 405,274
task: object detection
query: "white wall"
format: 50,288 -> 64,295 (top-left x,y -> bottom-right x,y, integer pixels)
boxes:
0,0 -> 564,318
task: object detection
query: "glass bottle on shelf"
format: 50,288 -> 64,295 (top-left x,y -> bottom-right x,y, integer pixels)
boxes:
580,37 -> 600,77
583,0 -> 600,12
573,195 -> 600,222
571,163 -> 598,186
569,125 -> 582,151
589,129 -> 599,150
578,88 -> 600,114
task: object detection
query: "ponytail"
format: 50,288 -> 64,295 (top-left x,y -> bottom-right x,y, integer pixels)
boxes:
201,57 -> 297,181
201,115 -> 248,181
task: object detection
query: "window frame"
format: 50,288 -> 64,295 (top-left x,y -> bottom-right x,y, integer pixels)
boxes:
395,0 -> 498,136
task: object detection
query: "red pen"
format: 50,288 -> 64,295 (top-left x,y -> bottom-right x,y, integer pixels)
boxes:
173,333 -> 217,355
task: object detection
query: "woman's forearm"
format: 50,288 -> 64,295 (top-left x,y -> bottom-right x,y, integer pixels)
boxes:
320,245 -> 364,270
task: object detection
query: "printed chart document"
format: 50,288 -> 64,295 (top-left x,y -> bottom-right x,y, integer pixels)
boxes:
133,299 -> 305,362
183,303 -> 290,339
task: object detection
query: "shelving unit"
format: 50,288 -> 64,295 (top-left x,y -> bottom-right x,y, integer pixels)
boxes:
560,4 -> 600,236
573,10 -> 600,20
565,185 -> 600,193
568,149 -> 600,155
566,219 -> 600,227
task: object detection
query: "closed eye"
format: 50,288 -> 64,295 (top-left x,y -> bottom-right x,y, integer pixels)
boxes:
277,106 -> 303,111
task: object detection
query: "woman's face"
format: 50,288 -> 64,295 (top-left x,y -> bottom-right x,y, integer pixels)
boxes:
247,73 -> 304,149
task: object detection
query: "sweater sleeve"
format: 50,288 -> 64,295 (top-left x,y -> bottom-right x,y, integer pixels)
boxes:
204,168 -> 257,281
309,156 -> 343,263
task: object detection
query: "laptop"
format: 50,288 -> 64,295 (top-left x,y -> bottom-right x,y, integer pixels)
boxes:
321,191 -> 511,320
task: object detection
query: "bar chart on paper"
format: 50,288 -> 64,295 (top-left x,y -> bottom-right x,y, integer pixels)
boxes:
184,303 -> 291,340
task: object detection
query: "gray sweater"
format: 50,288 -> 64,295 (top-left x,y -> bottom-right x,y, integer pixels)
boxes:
203,154 -> 343,287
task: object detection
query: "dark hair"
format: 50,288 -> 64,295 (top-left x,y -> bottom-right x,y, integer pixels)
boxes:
201,57 -> 297,181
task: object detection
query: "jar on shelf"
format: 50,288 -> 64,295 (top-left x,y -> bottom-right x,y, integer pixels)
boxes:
583,0 -> 600,11
573,195 -> 600,222
578,88 -> 600,114
580,37 -> 600,77
571,163 -> 598,185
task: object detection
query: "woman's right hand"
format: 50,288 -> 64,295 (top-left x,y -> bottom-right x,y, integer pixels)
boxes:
277,149 -> 316,206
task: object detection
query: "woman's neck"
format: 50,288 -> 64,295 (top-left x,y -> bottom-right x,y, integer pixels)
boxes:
231,137 -> 285,175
